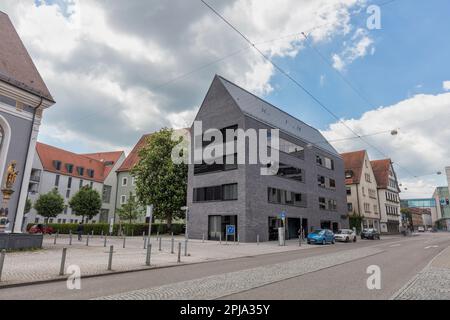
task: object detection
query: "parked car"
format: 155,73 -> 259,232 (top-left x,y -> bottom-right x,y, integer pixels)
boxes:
418,226 -> 425,232
307,229 -> 335,245
335,229 -> 357,243
361,228 -> 380,240
28,224 -> 54,235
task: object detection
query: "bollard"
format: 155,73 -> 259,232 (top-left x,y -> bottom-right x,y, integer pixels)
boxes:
158,237 -> 162,251
257,234 -> 260,245
104,235 -> 107,247
143,231 -> 145,240
123,236 -> 126,249
0,250 -> 5,282
202,233 -> 205,243
171,237 -> 175,254
146,244 -> 152,266
69,232 -> 73,246
184,239 -> 188,257
54,233 -> 57,245
144,237 -> 147,249
101,230 -> 104,239
86,234 -> 89,246
237,234 -> 240,245
219,233 -> 222,245
156,231 -> 159,239
298,236 -> 302,247
59,248 -> 67,276
92,230 -> 94,236
177,242 -> 181,263
107,245 -> 114,271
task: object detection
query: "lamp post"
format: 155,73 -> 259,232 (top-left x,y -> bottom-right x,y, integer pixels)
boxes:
181,206 -> 189,240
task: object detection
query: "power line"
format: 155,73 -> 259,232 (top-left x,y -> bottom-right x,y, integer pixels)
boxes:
200,0 -> 420,179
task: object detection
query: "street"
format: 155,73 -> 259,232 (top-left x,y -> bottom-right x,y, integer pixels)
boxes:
1,233 -> 449,300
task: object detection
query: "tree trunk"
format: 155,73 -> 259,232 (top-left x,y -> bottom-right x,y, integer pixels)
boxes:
167,212 -> 173,232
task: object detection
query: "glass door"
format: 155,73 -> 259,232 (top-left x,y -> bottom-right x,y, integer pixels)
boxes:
208,215 -> 222,240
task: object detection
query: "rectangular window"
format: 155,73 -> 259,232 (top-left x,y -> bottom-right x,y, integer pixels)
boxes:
319,197 -> 327,210
348,203 -> 353,212
77,167 -> 84,176
329,178 -> 336,189
268,188 -> 281,204
346,187 -> 352,195
131,177 -> 136,186
55,175 -> 60,187
87,169 -> 95,178
120,195 -> 127,205
222,184 -> 238,201
89,181 -> 93,188
328,199 -> 337,211
122,177 -> 128,186
277,138 -> 305,159
65,163 -> 74,173
53,160 -> 62,170
318,175 -> 326,188
317,155 -> 334,170
67,177 -> 72,189
276,163 -> 303,182
102,185 -> 112,203
194,154 -> 238,175
66,189 -> 70,198
79,179 -> 83,189
268,187 -> 305,207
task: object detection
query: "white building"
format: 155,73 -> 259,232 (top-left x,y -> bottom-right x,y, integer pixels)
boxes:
371,159 -> 401,234
26,142 -> 125,225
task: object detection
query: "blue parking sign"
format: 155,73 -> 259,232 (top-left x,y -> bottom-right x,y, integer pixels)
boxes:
226,225 -> 235,235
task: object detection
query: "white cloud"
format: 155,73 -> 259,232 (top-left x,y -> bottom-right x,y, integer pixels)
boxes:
332,28 -> 374,71
443,81 -> 450,91
322,91 -> 450,198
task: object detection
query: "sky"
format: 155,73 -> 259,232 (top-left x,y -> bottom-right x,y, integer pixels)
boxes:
1,0 -> 449,198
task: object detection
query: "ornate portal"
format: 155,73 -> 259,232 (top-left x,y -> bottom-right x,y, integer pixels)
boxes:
1,160 -> 19,233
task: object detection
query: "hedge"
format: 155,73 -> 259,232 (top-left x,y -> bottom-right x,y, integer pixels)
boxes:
27,223 -> 185,236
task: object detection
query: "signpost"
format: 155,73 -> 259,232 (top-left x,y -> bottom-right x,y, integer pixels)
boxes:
226,225 -> 236,244
279,211 -> 286,246
146,205 -> 153,241
109,218 -> 114,236
181,206 -> 189,240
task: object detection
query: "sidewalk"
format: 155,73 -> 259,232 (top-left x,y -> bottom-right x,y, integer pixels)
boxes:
394,245 -> 450,300
0,235 -> 318,287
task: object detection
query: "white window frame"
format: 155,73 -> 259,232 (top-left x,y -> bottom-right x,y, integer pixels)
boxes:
120,195 -> 127,205
122,177 -> 128,186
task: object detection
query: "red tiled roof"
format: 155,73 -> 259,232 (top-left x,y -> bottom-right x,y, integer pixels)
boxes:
116,134 -> 152,173
0,11 -> 54,102
36,142 -> 123,183
81,151 -> 124,177
371,159 -> 392,189
341,150 -> 366,185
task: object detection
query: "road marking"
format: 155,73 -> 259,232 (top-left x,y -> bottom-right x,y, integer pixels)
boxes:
424,245 -> 439,249
389,244 -> 401,248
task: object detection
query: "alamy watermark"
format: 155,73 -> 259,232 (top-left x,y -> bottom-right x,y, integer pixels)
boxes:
367,5 -> 382,30
171,121 -> 281,176
366,265 -> 381,290
66,264 -> 81,290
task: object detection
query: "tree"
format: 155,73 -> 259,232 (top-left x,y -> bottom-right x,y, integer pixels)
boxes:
348,212 -> 363,234
132,128 -> 188,231
25,198 -> 32,215
69,186 -> 102,223
34,189 -> 64,222
117,192 -> 144,224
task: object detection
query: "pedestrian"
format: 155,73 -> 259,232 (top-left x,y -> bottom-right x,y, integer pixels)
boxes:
77,222 -> 84,241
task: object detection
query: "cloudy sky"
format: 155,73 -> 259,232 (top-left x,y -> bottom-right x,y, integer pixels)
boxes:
1,0 -> 449,198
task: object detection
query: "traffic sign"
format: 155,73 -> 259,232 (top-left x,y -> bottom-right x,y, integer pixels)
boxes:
226,225 -> 236,235
280,211 -> 286,220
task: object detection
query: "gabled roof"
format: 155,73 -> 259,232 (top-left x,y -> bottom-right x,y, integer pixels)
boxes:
81,151 -> 125,178
216,75 -> 339,156
371,159 -> 392,189
116,134 -> 152,173
341,150 -> 366,185
0,11 -> 54,102
36,142 -> 123,183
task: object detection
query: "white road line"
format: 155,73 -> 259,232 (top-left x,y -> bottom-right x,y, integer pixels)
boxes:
389,244 -> 401,248
424,245 -> 439,249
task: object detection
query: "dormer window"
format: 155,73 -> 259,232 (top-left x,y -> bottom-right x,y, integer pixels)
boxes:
87,169 -> 95,178
77,167 -> 84,176
65,163 -> 74,173
53,160 -> 62,170
345,170 -> 353,179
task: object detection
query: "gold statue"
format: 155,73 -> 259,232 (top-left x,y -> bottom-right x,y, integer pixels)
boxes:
5,161 -> 18,189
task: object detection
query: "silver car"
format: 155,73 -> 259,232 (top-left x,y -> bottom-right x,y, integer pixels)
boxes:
334,229 -> 357,243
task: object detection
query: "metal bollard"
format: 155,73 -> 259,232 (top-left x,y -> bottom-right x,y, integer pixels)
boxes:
59,248 -> 67,276
107,245 -> 114,271
202,233 -> 205,243
101,230 -> 104,239
219,233 -> 222,245
144,237 -> 147,249
298,236 -> 302,247
53,233 -> 57,245
91,230 -> 94,236
104,235 -> 107,247
184,239 -> 188,257
143,231 -> 145,240
86,234 -> 89,246
123,236 -> 126,249
257,234 -> 260,245
146,244 -> 152,266
159,237 -> 162,251
0,250 -> 6,282
237,234 -> 240,245
69,232 -> 73,246
171,237 -> 175,254
177,242 -> 181,263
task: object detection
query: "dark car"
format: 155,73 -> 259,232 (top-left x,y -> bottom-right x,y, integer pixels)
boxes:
28,224 -> 54,235
361,228 -> 380,240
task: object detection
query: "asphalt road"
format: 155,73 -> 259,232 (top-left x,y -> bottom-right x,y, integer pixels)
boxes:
0,233 -> 449,300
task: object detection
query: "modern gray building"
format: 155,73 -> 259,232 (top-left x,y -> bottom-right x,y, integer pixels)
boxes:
187,76 -> 348,242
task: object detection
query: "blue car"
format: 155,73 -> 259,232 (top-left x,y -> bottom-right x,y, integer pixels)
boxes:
307,229 -> 335,245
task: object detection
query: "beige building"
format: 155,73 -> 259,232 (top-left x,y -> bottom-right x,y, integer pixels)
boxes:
342,150 -> 381,231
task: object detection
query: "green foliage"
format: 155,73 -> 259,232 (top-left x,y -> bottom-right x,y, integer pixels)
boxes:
117,192 -> 144,224
33,188 -> 64,219
25,198 -> 32,214
132,128 -> 188,230
348,212 -> 363,234
27,223 -> 185,236
69,186 -> 102,222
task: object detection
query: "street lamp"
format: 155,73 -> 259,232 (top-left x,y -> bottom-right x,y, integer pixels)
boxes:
181,206 -> 189,240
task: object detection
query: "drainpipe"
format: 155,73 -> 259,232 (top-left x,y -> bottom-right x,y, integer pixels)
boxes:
11,96 -> 43,232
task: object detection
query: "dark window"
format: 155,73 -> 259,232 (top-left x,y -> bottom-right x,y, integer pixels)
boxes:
346,187 -> 352,195
89,181 -> 93,188
53,160 -> 62,170
318,175 -> 326,188
275,163 -> 303,182
66,189 -> 70,199
319,197 -> 326,210
55,175 -> 60,187
223,184 -> 238,201
268,187 -> 305,207
65,163 -> 74,173
79,179 -> 83,188
268,188 -> 281,204
87,169 -> 95,178
67,177 -> 72,189
102,185 -> 112,203
77,167 -> 84,176
193,184 -> 237,202
329,179 -> 336,189
348,203 -> 353,212
194,154 -> 238,175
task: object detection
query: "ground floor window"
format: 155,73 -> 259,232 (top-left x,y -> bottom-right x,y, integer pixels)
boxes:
208,215 -> 238,241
